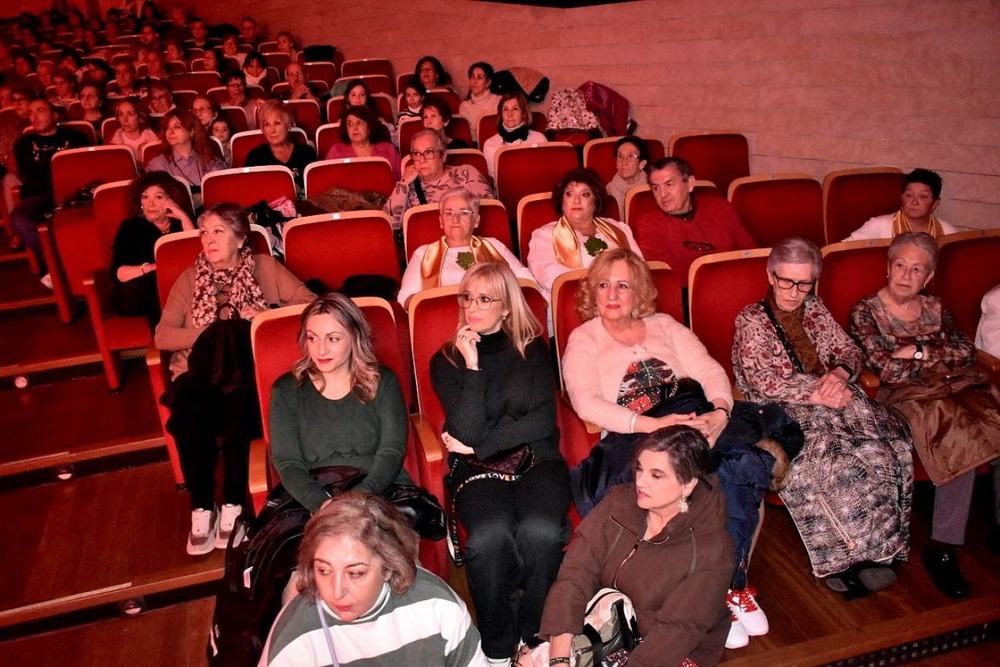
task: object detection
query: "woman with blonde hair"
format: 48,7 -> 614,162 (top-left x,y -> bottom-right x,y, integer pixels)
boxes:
269,293 -> 411,515
430,262 -> 570,665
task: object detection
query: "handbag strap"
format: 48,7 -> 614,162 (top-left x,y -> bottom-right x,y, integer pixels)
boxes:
317,601 -> 341,667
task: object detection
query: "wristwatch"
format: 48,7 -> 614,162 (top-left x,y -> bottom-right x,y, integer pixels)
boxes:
913,343 -> 924,360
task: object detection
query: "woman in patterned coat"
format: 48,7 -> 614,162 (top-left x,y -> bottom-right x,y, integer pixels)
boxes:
732,237 -> 913,597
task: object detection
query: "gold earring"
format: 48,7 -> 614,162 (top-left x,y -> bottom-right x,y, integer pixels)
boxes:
678,494 -> 690,514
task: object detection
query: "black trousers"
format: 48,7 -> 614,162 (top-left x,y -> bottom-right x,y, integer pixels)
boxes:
111,273 -> 162,327
166,378 -> 261,511
451,458 -> 571,659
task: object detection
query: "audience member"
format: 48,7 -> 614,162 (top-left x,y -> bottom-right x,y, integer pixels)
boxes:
414,55 -> 452,90
146,109 -> 226,201
481,92 -> 546,179
155,203 -> 314,555
325,105 -> 400,179
246,100 -> 316,188
110,98 -> 159,160
398,187 -> 532,308
431,262 -> 570,664
631,157 -> 756,285
384,129 -> 492,229
422,95 -> 471,149
844,168 -> 958,241
459,62 -> 501,144
605,135 -> 650,215
977,284 -> 1000,357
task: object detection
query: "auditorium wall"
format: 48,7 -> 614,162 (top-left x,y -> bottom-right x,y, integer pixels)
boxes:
200,0 -> 999,229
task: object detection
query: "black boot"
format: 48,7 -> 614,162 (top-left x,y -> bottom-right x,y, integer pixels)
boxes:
923,542 -> 969,599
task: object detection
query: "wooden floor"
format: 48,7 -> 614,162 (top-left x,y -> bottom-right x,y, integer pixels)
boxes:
0,248 -> 997,666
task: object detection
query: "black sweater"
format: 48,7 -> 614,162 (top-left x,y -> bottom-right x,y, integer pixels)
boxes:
430,330 -> 560,462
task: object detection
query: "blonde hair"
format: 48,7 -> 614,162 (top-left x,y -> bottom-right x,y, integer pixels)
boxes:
446,262 -> 541,363
291,294 -> 381,401
576,248 -> 657,321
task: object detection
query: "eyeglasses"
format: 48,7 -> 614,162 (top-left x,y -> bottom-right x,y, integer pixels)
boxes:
442,209 -> 474,221
771,272 -> 815,293
410,148 -> 441,161
457,293 -> 500,309
616,152 -> 640,162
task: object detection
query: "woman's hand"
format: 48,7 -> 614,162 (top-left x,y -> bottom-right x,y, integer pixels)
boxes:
239,306 -> 266,320
685,408 -> 729,447
164,199 -> 194,230
544,633 -> 573,664
400,163 -> 418,185
455,325 -> 480,370
808,371 -> 853,409
891,344 -> 918,360
441,431 -> 475,455
636,412 -> 696,434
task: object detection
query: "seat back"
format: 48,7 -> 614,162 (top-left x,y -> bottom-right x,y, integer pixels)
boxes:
59,120 -> 97,146
551,261 -> 683,385
340,58 -> 395,90
153,225 -> 272,308
408,281 -> 548,432
283,211 -> 401,292
403,199 -> 510,260
100,117 -> 121,145
397,116 -> 424,156
167,71 -> 220,95
494,142 -> 579,222
689,249 -> 772,380
218,104 -> 249,133
315,122 -> 342,159
262,52 -> 291,74
477,111 -> 547,150
303,157 -> 395,199
303,62 -> 338,88
822,167 -> 904,244
285,98 -> 322,137
516,192 -> 621,260
334,74 -> 392,96
933,230 -> 1000,340
819,239 -> 892,331
92,180 -> 134,262
728,174 -> 824,247
50,145 -> 137,203
582,136 -> 666,184
201,166 -> 297,207
668,130 -> 750,196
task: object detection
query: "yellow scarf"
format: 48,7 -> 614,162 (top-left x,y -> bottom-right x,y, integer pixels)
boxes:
552,216 -> 631,269
891,210 -> 946,238
419,235 -> 508,290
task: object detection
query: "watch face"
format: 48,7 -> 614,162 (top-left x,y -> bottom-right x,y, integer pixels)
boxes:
914,350 -> 924,360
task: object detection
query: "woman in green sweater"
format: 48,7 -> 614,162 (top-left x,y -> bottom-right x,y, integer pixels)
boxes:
269,294 -> 411,513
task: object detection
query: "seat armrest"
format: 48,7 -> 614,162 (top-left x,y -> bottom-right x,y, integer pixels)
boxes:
410,414 -> 446,506
249,437 -> 270,515
557,393 -> 599,468
976,349 -> 1000,374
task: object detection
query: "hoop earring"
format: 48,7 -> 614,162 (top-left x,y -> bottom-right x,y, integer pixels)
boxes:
678,494 -> 690,514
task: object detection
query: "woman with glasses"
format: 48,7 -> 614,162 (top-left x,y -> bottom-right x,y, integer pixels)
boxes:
384,129 -> 492,230
732,237 -> 913,599
431,262 -> 570,665
605,136 -> 650,215
527,167 -> 642,298
397,187 -> 532,308
324,106 -> 401,180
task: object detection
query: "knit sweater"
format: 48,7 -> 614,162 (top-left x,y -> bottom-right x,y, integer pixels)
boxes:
268,369 -> 410,512
430,332 -> 560,462
459,92 -> 501,143
563,314 -> 733,435
539,480 -> 733,667
261,568 -> 489,667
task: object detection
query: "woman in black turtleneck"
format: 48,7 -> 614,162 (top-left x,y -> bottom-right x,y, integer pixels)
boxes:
481,91 -> 547,179
430,262 -> 570,665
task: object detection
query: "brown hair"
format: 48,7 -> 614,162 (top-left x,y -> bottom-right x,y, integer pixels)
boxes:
576,247 -> 657,321
129,170 -> 192,218
552,167 -> 605,218
296,492 -> 418,602
632,425 -> 712,485
291,293 -> 381,401
158,108 -> 215,167
495,91 -> 529,130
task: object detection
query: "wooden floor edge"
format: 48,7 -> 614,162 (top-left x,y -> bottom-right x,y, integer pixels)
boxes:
0,297 -> 57,312
722,595 -> 1000,667
0,352 -> 102,378
0,435 -> 166,477
0,566 -> 224,629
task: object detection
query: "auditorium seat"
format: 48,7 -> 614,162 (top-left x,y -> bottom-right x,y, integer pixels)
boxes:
933,229 -> 1000,342
302,157 -> 396,199
229,128 -> 309,169
623,180 -> 718,227
728,174 -> 824,248
822,167 -> 904,244
494,142 -> 578,231
314,122 -> 341,159
50,144 -> 137,204
201,166 -> 297,208
334,74 -> 392,96
284,98 -> 322,138
302,61 -> 338,89
399,149 -> 491,184
668,130 -> 750,197
819,239 -> 892,332
168,71 -> 220,95
340,58 -> 396,92
283,211 -> 401,294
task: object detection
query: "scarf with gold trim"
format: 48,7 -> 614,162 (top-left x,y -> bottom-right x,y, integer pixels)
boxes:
419,235 -> 507,290
552,216 -> 630,269
891,210 -> 946,238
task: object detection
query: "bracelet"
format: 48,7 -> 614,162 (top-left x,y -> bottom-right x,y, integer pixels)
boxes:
549,659 -> 571,666
712,406 -> 731,419
628,412 -> 638,434
140,262 -> 149,275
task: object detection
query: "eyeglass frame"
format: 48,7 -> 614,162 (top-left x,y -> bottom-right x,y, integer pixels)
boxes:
441,209 -> 474,221
457,292 -> 501,309
615,152 -> 641,162
410,147 -> 442,162
771,271 -> 816,293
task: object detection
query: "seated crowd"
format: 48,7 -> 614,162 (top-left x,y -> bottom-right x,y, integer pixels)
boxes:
2,6 -> 998,667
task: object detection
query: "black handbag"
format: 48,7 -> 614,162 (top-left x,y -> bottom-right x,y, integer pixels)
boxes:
310,466 -> 446,541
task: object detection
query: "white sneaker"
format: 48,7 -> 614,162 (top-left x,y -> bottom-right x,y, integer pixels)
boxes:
40,273 -> 53,289
216,503 -> 242,549
727,587 -> 769,636
725,611 -> 750,649
485,659 -> 510,667
186,507 -> 218,555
